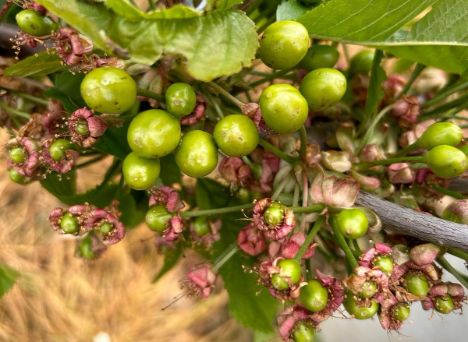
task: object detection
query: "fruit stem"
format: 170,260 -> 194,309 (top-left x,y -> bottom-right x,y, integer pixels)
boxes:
208,82 -> 245,109
353,155 -> 426,171
352,239 -> 362,255
421,93 -> 468,119
393,141 -> 420,157
0,101 -> 30,119
447,247 -> 468,263
395,63 -> 426,100
427,184 -> 467,199
295,215 -> 325,262
330,221 -> 359,269
212,244 -> 239,272
259,138 -> 299,165
287,204 -> 325,213
356,104 -> 394,154
249,70 -> 292,88
271,171 -> 293,201
204,91 -> 225,118
422,80 -> 468,108
180,203 -> 254,218
436,256 -> 468,289
147,0 -> 156,10
136,87 -> 165,102
299,125 -> 307,157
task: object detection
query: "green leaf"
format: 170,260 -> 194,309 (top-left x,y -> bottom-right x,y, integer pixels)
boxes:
298,0 -> 468,74
364,50 -> 386,117
277,0 -> 310,21
60,184 -> 119,207
118,191 -> 147,228
106,0 -> 200,19
196,178 -> 231,210
152,244 -> 183,283
94,121 -> 132,159
0,263 -> 20,298
44,72 -> 86,112
206,0 -> 244,11
36,0 -> 258,81
40,171 -> 77,203
0,0 -> 21,24
158,154 -> 182,186
3,52 -> 68,77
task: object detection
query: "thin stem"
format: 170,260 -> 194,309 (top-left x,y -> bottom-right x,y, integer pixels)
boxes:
427,184 -> 467,199
353,155 -> 426,171
393,142 -> 420,157
396,63 -> 426,99
147,0 -> 156,10
208,82 -> 245,109
436,256 -> 468,289
249,70 -> 292,88
331,221 -> 359,269
357,104 -> 394,154
295,216 -> 325,262
299,126 -> 307,157
272,172 -> 293,201
352,239 -> 362,255
136,87 -> 165,102
180,203 -> 253,218
287,204 -> 325,213
212,244 -> 238,272
447,247 -> 468,263
421,94 -> 468,119
259,138 -> 299,165
204,91 -> 224,119
0,101 -> 31,119
422,81 -> 468,108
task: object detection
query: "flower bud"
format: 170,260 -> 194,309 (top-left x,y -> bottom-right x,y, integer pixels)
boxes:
388,163 -> 414,184
237,224 -> 266,256
442,199 -> 468,224
180,265 -> 216,299
391,95 -> 420,128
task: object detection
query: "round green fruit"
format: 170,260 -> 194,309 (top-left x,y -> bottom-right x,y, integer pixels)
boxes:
99,222 -> 113,235
80,67 -> 137,114
372,255 -> 394,275
426,145 -> 468,178
271,258 -> 302,290
60,212 -> 79,234
146,205 -> 174,233
193,216 -> 210,237
360,281 -> 377,299
300,45 -> 339,71
418,122 -> 463,150
127,109 -> 181,158
213,114 -> 259,157
335,208 -> 369,239
435,294 -> 455,314
259,84 -> 309,134
258,21 -> 309,70
9,146 -> 27,163
9,169 -> 27,185
49,139 -> 73,161
350,50 -> 375,74
264,202 -> 286,226
299,68 -> 346,111
16,10 -> 57,36
343,293 -> 379,319
300,280 -> 329,312
165,83 -> 197,118
123,152 -> 161,190
80,234 -> 96,259
404,272 -> 429,296
175,130 -> 218,178
293,322 -> 315,342
393,303 -> 410,322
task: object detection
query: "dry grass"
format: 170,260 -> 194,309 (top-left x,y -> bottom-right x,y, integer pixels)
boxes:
0,130 -> 250,342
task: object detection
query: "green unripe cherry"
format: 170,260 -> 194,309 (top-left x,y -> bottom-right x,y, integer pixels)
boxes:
393,303 -> 410,322
165,83 -> 197,118
426,145 -> 468,179
123,152 -> 161,190
80,234 -> 96,259
435,294 -> 455,314
9,146 -> 27,163
343,292 -> 379,319
60,212 -> 80,234
9,169 -> 27,185
264,202 -> 285,226
458,144 -> 468,156
300,279 -> 329,312
80,67 -> 137,114
299,68 -> 346,111
193,216 -> 210,237
49,139 -> 74,161
74,120 -> 90,136
360,281 -> 377,299
146,205 -> 174,233
99,222 -> 113,235
335,208 -> 369,239
293,322 -> 315,342
213,114 -> 259,157
300,45 -> 339,71
350,50 -> 375,74
258,20 -> 309,70
16,10 -> 57,36
418,122 -> 463,150
271,258 -> 302,290
127,109 -> 181,158
372,255 -> 394,275
404,272 -> 429,296
175,130 -> 218,178
259,84 -> 309,134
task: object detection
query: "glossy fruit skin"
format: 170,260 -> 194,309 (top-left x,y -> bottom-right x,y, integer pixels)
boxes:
343,293 -> 379,319
259,84 -> 309,134
80,67 -> 137,114
9,146 -> 27,163
127,109 -> 181,158
404,273 -> 429,296
146,205 -> 174,233
350,50 -> 375,74
426,145 -> 468,178
99,222 -> 113,235
300,45 -> 339,71
393,303 -> 410,322
435,294 -> 455,314
213,115 -> 259,157
360,281 -> 377,299
49,139 -> 73,161
264,202 -> 285,226
258,21 -> 309,70
459,144 -> 468,156
193,216 -> 210,236
299,68 -> 346,111
123,152 -> 161,190
175,130 -> 218,178
16,10 -> 57,36
60,212 -> 79,234
165,83 -> 197,118
300,280 -> 329,312
292,322 -> 315,342
80,235 -> 95,259
418,122 -> 463,150
335,208 -> 368,239
271,258 -> 302,290
372,255 -> 394,275
9,169 -> 27,185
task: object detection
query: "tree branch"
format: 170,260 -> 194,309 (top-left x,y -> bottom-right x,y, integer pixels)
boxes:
355,191 -> 468,252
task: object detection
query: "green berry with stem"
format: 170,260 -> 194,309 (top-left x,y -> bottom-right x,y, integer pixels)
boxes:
393,303 -> 410,322
175,130 -> 218,178
146,205 -> 174,233
264,202 -> 285,226
299,68 -> 347,111
165,83 -> 197,118
350,50 -> 375,74
435,294 -> 455,314
418,122 -> 463,150
300,45 -> 339,71
49,139 -> 74,161
271,258 -> 302,290
258,21 -> 309,70
343,292 -> 379,319
300,279 -> 329,312
259,84 -> 309,134
60,212 -> 79,234
127,109 -> 181,158
123,152 -> 161,190
213,114 -> 259,157
372,255 -> 394,275
9,146 -> 27,163
193,216 -> 210,237
99,222 -> 113,235
360,280 -> 377,299
293,322 -> 315,342
9,169 -> 27,185
335,208 -> 368,239
404,272 -> 429,296
16,10 -> 57,36
74,120 -> 90,136
426,145 -> 468,178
